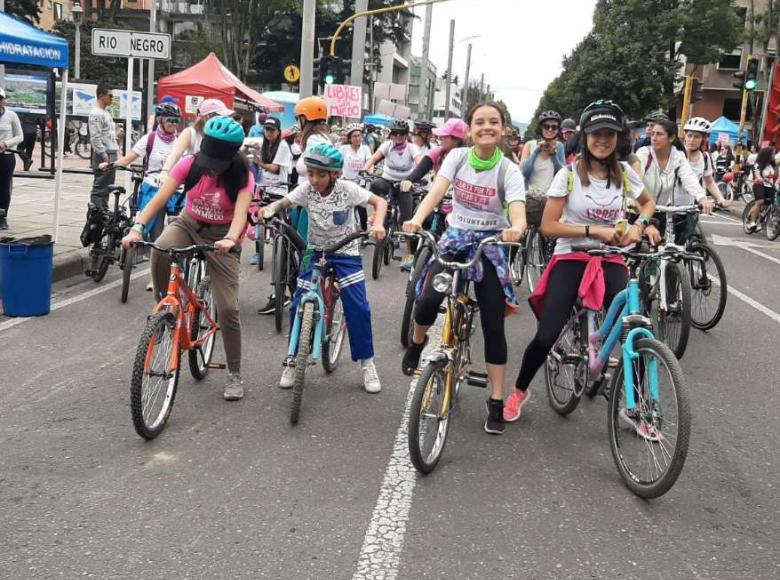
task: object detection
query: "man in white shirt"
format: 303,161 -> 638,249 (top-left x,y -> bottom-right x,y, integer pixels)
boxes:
0,88 -> 24,230
88,84 -> 120,210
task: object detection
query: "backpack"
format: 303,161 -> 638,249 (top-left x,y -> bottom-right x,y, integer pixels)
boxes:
143,131 -> 156,172
454,151 -> 512,207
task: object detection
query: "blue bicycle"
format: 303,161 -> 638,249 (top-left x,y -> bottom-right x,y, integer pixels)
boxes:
286,230 -> 370,425
545,242 -> 691,498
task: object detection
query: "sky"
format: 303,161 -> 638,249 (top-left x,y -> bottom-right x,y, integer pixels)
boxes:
409,0 -> 598,123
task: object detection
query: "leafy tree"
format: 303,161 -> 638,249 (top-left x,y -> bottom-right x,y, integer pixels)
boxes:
4,0 -> 41,23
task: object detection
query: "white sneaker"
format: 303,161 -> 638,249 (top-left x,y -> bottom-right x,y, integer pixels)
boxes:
361,358 -> 381,393
279,365 -> 295,389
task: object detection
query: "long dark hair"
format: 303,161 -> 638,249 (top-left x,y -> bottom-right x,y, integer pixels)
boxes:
654,119 -> 685,152
261,130 -> 281,164
755,146 -> 775,171
576,131 -> 623,188
185,152 -> 250,203
300,120 -> 328,150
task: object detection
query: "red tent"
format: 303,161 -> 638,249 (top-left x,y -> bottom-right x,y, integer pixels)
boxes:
157,52 -> 283,117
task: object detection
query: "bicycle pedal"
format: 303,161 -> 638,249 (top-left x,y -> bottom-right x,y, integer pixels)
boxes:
466,371 -> 489,388
207,362 -> 227,370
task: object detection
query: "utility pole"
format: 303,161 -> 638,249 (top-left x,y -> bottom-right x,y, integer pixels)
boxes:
462,43 -> 472,114
350,0 -> 369,117
0,0 -> 5,86
146,0 -> 158,128
300,0 -> 316,98
479,72 -> 484,97
419,2 -> 434,119
444,19 -> 454,120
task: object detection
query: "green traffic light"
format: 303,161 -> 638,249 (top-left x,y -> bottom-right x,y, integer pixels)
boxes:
325,74 -> 335,84
745,79 -> 757,91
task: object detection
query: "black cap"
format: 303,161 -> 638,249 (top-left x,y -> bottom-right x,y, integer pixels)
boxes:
195,134 -> 241,173
264,117 -> 281,131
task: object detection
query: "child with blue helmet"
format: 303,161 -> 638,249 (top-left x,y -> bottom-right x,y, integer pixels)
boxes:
263,142 -> 389,393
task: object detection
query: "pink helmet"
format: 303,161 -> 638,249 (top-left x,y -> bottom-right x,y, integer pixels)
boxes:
433,118 -> 469,141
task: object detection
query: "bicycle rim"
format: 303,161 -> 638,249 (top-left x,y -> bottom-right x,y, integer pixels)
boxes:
408,362 -> 452,474
120,245 -> 134,303
608,338 -> 690,498
509,244 -> 526,287
544,315 -> 584,416
687,244 -> 727,330
325,297 -> 347,371
189,277 -> 217,380
526,230 -> 544,292
273,236 -> 287,334
742,201 -> 757,234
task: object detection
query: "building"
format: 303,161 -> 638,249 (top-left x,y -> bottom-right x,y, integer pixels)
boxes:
432,77 -> 462,124
37,0 -> 74,31
374,12 -> 414,89
407,55 -> 437,119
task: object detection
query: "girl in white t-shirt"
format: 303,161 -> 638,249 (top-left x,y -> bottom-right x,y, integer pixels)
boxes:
402,102 -> 527,436
507,100 -> 658,428
340,124 -> 372,230
679,117 -> 731,209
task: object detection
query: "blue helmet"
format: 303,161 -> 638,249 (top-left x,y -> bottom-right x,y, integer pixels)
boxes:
204,116 -> 245,145
198,117 -> 245,172
303,143 -> 344,171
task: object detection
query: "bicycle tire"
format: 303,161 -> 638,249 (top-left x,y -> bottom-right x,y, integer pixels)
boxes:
687,243 -> 727,331
255,222 -> 265,271
742,200 -> 758,234
544,313 -> 584,416
91,233 -> 113,283
322,289 -> 347,374
130,312 -> 180,440
408,360 -> 452,474
401,246 -> 431,348
607,338 -> 690,498
717,181 -> 733,202
272,235 -> 287,334
766,205 -> 780,241
509,243 -> 526,288
291,302 -> 315,425
188,276 -> 218,380
526,228 -> 545,292
120,245 -> 134,303
371,238 -> 385,279
76,140 -> 91,159
652,261 -> 691,359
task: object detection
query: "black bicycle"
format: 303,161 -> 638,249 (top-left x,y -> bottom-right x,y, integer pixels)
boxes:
511,223 -> 555,291
248,184 -> 288,271
116,166 -> 147,303
265,216 -> 305,333
83,185 -> 135,283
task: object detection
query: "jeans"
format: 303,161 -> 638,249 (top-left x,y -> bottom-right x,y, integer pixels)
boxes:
89,151 -> 118,210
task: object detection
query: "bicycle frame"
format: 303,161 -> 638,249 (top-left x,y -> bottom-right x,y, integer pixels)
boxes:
287,256 -> 328,363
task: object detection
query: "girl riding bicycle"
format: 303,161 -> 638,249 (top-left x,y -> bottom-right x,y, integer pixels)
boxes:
507,100 -> 658,424
122,116 -> 253,402
263,143 -> 388,394
402,101 -> 527,436
340,123 -> 373,231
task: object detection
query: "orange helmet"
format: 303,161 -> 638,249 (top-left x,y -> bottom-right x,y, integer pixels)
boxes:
294,97 -> 329,122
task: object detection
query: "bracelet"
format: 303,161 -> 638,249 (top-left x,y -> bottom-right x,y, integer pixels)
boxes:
585,225 -> 590,238
131,223 -> 145,234
637,215 -> 651,227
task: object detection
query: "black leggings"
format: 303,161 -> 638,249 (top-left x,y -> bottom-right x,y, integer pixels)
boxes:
369,177 -> 414,223
414,258 -> 508,365
0,153 -> 15,213
515,260 -> 628,390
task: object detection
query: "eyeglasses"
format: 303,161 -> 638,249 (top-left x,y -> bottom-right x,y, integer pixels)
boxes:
541,124 -> 559,132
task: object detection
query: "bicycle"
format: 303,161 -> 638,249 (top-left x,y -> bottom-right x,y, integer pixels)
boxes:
265,216 -> 305,333
397,231 -> 521,474
510,222 -> 555,291
717,169 -> 753,204
84,185 -> 135,283
247,184 -> 288,271
285,230 -> 370,425
43,119 -> 92,160
129,242 -> 220,440
114,165 -> 145,303
544,242 -> 690,498
742,185 -> 780,241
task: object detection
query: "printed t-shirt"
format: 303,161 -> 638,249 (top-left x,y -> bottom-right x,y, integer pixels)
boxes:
132,132 -> 175,186
378,140 -> 421,181
340,144 -> 372,180
546,163 -> 644,255
170,156 -> 255,225
437,148 -> 526,231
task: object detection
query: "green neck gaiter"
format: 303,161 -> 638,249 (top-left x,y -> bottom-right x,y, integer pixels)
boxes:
468,146 -> 503,171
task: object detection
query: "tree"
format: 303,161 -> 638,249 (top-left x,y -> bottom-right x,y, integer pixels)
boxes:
4,0 -> 41,23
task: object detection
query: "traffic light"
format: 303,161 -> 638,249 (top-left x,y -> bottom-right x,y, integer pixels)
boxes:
313,57 -> 322,86
321,55 -> 345,85
745,56 -> 760,91
691,78 -> 703,101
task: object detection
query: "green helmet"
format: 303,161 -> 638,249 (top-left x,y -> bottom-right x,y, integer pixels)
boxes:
204,116 -> 245,145
303,143 -> 344,171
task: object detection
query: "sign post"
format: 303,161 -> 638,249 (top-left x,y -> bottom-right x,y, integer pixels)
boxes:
125,57 -> 134,156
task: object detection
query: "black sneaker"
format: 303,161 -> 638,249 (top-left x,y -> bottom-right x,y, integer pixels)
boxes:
402,336 -> 428,376
23,158 -> 33,172
484,398 -> 505,435
257,295 -> 276,315
0,217 -> 7,231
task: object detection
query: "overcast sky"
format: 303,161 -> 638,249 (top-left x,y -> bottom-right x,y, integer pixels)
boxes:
410,0 -> 597,122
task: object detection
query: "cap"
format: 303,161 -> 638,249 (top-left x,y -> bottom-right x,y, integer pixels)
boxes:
195,135 -> 241,173
198,98 -> 234,117
433,118 -> 468,140
264,117 -> 281,131
0,88 -> 6,99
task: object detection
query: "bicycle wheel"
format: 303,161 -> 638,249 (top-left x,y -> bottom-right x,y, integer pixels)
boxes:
608,338 -> 690,498
401,246 -> 431,348
91,233 -> 113,283
717,181 -> 733,202
119,244 -> 135,303
272,235 -> 287,334
766,205 -> 780,241
291,302 -> 315,425
544,313 -> 585,416
371,238 -> 385,279
188,276 -> 218,380
687,243 -> 727,331
742,200 -> 758,234
255,222 -> 265,271
76,139 -> 91,159
322,290 -> 347,374
509,243 -> 526,288
526,229 -> 545,292
130,312 -> 181,440
651,261 -> 691,359
408,360 -> 452,474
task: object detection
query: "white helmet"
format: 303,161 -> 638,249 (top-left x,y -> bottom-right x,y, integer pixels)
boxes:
345,122 -> 363,136
684,117 -> 711,134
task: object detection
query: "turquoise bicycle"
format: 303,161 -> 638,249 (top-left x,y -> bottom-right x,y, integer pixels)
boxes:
285,230 -> 370,425
545,242 -> 691,498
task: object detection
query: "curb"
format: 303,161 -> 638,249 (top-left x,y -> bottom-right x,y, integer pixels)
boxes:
52,249 -> 89,283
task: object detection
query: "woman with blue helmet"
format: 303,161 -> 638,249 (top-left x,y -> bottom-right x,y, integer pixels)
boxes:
263,142 -> 389,393
123,116 -> 254,401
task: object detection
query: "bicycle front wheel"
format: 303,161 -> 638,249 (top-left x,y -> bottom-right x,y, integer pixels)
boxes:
526,228 -> 546,292
408,361 -> 452,474
322,291 -> 347,374
742,200 -> 758,234
272,235 -> 287,334
189,276 -> 218,380
509,243 -> 526,288
76,140 -> 91,159
766,205 -> 780,241
687,243 -> 727,330
291,302 -> 315,425
371,238 -> 385,280
401,246 -> 431,348
119,245 -> 135,303
650,261 -> 691,359
130,312 -> 181,440
608,338 -> 690,498
544,313 -> 585,416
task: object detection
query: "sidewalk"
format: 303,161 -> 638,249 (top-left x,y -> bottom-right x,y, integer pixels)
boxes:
5,151 -> 98,282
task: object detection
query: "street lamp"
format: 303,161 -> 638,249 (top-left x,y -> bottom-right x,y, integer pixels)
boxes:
72,1 -> 83,79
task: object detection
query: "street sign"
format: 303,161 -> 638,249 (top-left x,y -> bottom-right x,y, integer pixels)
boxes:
91,29 -> 172,60
284,65 -> 301,83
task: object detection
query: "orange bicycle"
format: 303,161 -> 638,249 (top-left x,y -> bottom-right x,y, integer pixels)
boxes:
129,242 -> 221,439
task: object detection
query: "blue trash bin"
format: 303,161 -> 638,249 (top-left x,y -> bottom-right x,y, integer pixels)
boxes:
0,235 -> 54,317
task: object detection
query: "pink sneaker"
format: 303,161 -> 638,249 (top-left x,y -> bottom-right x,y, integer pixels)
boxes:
503,389 -> 531,423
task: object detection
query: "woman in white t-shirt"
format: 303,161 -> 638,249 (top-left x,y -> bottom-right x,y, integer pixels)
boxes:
340,123 -> 372,230
679,117 -> 731,210
506,100 -> 659,426
402,102 -> 527,436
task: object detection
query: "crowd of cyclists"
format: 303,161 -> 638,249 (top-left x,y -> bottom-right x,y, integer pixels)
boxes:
93,90 -> 744,440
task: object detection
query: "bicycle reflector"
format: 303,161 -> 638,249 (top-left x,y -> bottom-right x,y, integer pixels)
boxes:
432,272 -> 453,294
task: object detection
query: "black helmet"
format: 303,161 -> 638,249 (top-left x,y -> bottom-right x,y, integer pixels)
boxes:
538,110 -> 562,124
645,111 -> 670,123
561,118 -> 577,131
579,100 -> 624,134
413,119 -> 436,132
155,103 -> 181,119
389,119 -> 410,134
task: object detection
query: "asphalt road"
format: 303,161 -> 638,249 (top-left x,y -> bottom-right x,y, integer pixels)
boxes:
1,212 -> 778,579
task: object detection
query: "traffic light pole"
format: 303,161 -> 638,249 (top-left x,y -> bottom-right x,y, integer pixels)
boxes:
680,75 -> 693,134
300,0 -> 317,98
444,19 -> 455,120
737,88 -> 749,157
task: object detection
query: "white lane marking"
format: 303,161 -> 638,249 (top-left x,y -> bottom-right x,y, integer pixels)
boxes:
710,211 -> 740,223
710,233 -> 780,266
0,268 -> 150,333
710,275 -> 780,325
354,325 -> 442,580
699,219 -> 742,228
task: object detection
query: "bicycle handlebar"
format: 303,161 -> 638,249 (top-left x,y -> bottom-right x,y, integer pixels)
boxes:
395,230 -> 522,270
322,231 -> 370,255
655,204 -> 700,215
571,240 -> 703,261
133,241 -> 216,256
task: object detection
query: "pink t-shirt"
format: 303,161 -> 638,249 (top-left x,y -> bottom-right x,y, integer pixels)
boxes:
427,146 -> 447,173
170,156 -> 255,225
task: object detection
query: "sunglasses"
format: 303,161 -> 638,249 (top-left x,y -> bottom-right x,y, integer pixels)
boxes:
542,124 -> 559,131
163,117 -> 180,124
390,131 -> 407,137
